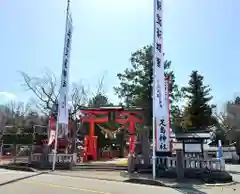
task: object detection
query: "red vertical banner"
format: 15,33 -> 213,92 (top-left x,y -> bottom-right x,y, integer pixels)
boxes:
48,117 -> 52,138
48,117 -> 57,145
164,77 -> 170,136
155,118 -> 157,151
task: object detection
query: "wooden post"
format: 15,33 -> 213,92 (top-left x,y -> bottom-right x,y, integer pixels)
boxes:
127,153 -> 135,173
71,120 -> 77,153
40,144 -> 49,169
176,149 -> 184,180
28,145 -> 33,164
141,126 -> 150,165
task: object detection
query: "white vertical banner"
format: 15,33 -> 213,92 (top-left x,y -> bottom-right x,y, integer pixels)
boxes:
58,9 -> 73,127
153,0 -> 170,152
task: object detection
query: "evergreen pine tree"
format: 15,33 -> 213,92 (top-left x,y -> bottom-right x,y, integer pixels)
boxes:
114,45 -> 181,127
182,71 -> 215,131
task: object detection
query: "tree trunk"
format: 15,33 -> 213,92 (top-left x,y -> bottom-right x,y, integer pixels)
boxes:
119,132 -> 125,158
71,120 -> 77,154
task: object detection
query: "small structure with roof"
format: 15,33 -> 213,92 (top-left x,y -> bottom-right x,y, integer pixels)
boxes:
171,132 -> 211,159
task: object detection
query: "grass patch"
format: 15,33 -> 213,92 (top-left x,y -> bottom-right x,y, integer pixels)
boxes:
116,159 -> 128,166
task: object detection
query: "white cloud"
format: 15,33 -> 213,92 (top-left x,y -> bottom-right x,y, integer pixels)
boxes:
0,92 -> 16,99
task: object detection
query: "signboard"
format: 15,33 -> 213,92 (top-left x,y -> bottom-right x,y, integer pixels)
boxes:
48,154 -> 75,163
184,143 -> 202,153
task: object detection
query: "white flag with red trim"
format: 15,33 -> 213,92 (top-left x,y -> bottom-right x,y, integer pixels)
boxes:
48,130 -> 56,146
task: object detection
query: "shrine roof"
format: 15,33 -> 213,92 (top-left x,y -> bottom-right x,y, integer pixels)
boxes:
79,106 -> 143,111
174,132 -> 211,140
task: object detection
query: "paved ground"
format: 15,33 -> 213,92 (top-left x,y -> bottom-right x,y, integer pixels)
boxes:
0,163 -> 240,194
226,164 -> 240,183
1,169 -> 239,194
50,169 -> 240,193
0,169 -> 183,194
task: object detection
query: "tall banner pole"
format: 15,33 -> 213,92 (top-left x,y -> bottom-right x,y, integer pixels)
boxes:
218,140 -> 223,169
152,0 -> 158,180
153,0 -> 169,179
52,0 -> 73,171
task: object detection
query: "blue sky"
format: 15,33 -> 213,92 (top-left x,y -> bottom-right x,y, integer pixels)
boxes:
0,0 -> 239,111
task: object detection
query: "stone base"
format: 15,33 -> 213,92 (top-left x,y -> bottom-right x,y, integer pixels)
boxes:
155,152 -> 172,157
126,164 -> 233,184
202,171 -> 233,184
136,168 -> 233,183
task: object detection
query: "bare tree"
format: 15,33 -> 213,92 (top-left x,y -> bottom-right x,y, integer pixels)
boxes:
20,70 -> 92,118
20,70 -> 58,115
224,102 -> 240,158
70,82 -> 89,117
4,101 -> 31,126
0,109 -> 7,135
95,73 -> 105,95
0,100 -> 33,134
214,111 -> 232,131
20,69 -> 109,130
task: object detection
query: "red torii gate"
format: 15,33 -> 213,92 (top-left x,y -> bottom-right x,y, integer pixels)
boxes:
114,110 -> 144,153
79,107 -> 144,161
79,109 -> 108,161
